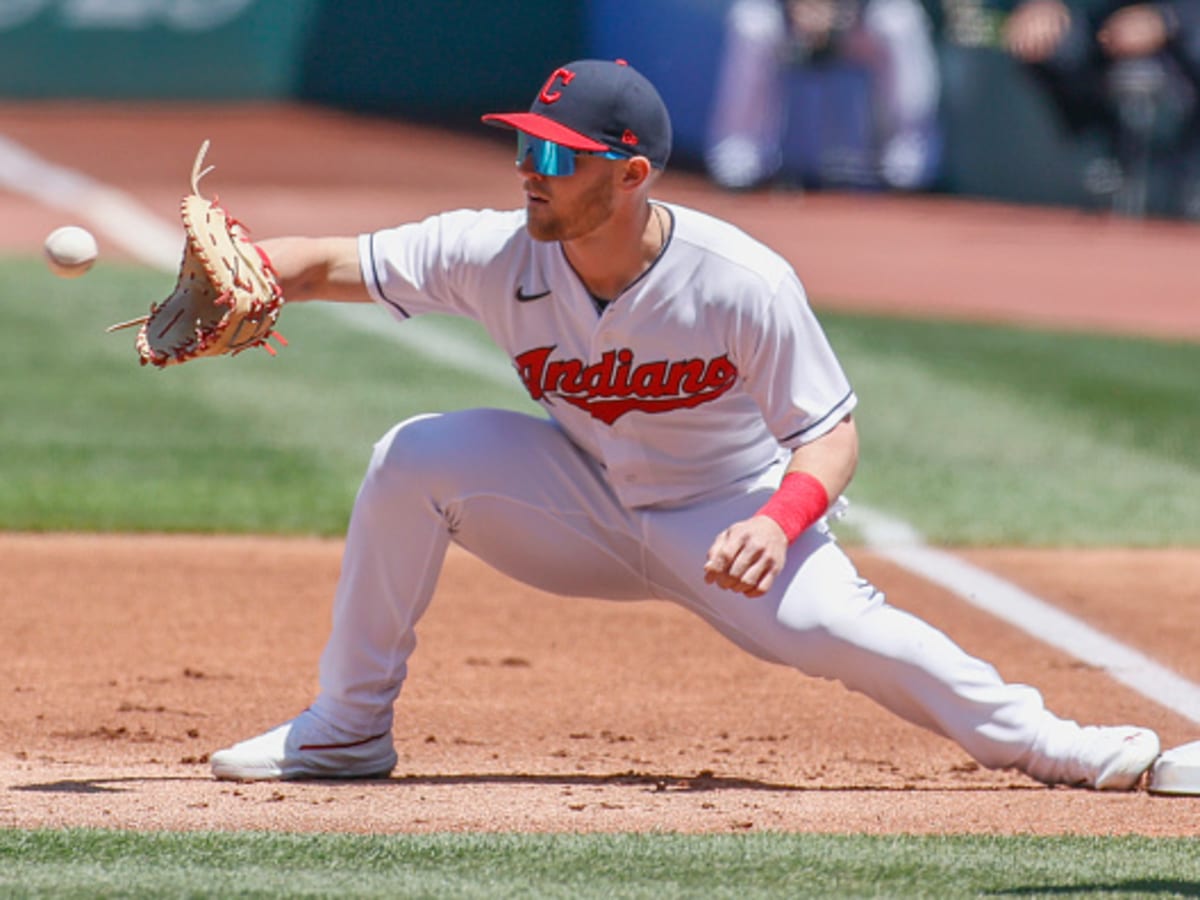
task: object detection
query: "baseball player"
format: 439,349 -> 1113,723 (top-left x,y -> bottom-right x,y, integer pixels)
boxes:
210,59 -> 1162,790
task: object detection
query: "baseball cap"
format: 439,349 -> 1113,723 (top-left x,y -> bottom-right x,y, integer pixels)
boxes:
482,59 -> 672,169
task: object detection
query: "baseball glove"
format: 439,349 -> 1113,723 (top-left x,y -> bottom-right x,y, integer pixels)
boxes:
108,139 -> 286,367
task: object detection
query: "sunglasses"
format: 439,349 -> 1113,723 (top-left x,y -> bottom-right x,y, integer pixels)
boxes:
517,132 -> 629,177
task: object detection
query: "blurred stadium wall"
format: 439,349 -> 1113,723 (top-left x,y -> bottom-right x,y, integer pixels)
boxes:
0,0 -> 1115,209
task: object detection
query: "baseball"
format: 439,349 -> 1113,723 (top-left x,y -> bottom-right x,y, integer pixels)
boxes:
43,225 -> 99,278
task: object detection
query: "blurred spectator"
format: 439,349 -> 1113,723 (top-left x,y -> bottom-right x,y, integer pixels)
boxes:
705,0 -> 943,191
1002,0 -> 1200,217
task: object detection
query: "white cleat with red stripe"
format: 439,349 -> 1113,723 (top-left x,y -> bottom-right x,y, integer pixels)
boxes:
210,710 -> 397,782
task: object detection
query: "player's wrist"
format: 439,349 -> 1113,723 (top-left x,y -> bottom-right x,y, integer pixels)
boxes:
754,471 -> 829,544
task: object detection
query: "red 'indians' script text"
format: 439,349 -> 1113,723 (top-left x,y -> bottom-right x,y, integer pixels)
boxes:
515,346 -> 738,425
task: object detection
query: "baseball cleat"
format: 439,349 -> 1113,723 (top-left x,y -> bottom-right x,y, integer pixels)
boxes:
1082,726 -> 1161,791
210,709 -> 397,782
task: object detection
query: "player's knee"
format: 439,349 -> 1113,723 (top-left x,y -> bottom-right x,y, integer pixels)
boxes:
361,413 -> 453,496
362,409 -> 517,499
764,578 -> 887,683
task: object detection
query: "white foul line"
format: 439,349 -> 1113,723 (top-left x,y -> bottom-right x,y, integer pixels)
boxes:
8,133 -> 1200,726
0,134 -> 181,271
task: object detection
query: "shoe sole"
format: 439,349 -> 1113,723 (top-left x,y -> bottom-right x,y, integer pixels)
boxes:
212,756 -> 398,782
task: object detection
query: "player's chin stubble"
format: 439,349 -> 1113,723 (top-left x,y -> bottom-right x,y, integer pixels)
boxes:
526,174 -> 616,243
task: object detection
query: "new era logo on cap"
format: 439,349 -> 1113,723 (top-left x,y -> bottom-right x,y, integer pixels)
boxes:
482,59 -> 672,169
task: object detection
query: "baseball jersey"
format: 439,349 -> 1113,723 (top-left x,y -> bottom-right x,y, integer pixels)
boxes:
359,203 -> 856,508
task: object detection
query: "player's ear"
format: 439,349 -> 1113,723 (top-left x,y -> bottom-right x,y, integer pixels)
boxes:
618,156 -> 653,190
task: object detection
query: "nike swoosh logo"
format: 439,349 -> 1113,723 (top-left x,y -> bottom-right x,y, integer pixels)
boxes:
515,286 -> 552,302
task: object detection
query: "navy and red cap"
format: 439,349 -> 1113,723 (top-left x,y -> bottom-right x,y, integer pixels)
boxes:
482,59 -> 672,169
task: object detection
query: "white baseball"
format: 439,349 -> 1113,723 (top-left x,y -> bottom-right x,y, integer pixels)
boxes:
44,225 -> 99,278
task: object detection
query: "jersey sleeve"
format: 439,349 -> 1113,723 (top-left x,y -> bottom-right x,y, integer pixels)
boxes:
733,270 -> 857,448
358,209 -> 519,321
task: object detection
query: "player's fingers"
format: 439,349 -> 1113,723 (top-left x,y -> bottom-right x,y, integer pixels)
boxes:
724,542 -> 763,581
735,554 -> 772,590
703,550 -> 728,578
703,551 -> 730,581
750,565 -> 780,597
708,571 -> 741,592
709,557 -> 768,595
704,528 -> 748,577
732,551 -> 783,597
704,545 -> 745,592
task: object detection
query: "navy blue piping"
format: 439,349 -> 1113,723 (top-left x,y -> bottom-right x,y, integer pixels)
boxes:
780,389 -> 856,443
367,232 -> 411,319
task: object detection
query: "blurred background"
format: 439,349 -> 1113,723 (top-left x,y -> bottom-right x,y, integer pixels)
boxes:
1,0 -> 1198,220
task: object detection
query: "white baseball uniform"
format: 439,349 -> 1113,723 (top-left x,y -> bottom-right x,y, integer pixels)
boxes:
308,201 -> 1094,783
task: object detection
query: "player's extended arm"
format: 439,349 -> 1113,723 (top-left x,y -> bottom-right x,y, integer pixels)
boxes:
258,236 -> 371,304
703,414 -> 858,598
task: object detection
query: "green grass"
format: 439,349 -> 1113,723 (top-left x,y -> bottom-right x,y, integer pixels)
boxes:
821,314 -> 1200,545
0,258 -> 534,534
1,830 -> 1198,898
2,256 -> 1197,543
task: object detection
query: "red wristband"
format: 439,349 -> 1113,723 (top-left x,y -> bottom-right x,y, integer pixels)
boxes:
754,472 -> 829,543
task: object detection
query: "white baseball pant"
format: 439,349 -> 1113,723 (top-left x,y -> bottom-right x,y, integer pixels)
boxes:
309,408 -> 1084,780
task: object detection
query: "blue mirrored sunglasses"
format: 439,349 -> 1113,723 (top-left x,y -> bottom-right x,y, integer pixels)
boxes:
517,132 -> 629,177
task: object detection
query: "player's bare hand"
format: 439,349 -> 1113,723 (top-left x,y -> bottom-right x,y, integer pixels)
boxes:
703,515 -> 789,598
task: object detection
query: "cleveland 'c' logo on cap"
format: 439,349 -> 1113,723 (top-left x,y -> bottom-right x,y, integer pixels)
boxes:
539,68 -> 575,104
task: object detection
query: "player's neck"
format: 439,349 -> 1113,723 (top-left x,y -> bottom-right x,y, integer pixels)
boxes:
562,202 -> 667,302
